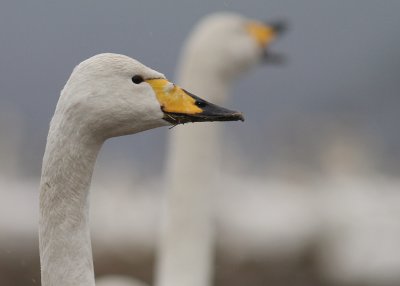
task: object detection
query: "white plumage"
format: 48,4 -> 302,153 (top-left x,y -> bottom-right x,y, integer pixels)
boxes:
39,53 -> 241,286
156,12 -> 284,286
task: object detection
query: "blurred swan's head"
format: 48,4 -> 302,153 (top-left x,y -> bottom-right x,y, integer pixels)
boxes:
179,12 -> 286,80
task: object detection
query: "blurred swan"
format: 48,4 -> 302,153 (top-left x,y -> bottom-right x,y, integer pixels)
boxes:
156,12 -> 286,286
317,176 -> 400,286
38,53 -> 242,286
96,275 -> 148,286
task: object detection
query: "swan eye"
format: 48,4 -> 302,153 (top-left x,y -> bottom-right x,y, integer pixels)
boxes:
195,100 -> 206,108
132,75 -> 144,84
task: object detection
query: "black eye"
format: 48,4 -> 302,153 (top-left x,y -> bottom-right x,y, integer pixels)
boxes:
195,100 -> 206,108
132,75 -> 144,84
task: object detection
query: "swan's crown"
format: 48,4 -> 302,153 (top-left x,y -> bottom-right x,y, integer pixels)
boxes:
72,53 -> 164,80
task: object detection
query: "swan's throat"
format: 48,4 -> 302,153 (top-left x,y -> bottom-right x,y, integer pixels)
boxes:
39,120 -> 103,286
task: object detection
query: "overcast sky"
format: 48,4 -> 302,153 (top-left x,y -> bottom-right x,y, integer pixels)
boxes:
1,0 -> 400,176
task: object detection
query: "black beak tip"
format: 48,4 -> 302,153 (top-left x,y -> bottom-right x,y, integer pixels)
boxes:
220,110 -> 244,122
236,112 -> 245,122
208,110 -> 245,122
267,20 -> 288,36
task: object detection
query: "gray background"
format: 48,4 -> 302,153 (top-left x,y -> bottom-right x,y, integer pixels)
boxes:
1,0 -> 399,177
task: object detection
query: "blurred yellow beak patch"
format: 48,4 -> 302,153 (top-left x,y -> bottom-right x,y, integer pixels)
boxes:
246,21 -> 277,47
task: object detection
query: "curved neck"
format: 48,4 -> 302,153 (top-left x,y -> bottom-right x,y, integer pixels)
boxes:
177,59 -> 231,105
39,117 -> 103,286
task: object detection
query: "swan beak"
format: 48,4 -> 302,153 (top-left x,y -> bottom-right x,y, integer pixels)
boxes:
246,20 -> 287,64
146,79 -> 244,124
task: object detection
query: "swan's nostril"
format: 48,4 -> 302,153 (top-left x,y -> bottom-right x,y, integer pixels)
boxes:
195,101 -> 207,108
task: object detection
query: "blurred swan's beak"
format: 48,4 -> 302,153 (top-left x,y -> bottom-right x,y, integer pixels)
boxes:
246,20 -> 287,64
266,21 -> 287,37
146,79 -> 244,124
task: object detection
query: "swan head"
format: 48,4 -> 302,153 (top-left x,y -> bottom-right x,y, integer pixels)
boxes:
181,12 -> 286,79
55,53 -> 243,139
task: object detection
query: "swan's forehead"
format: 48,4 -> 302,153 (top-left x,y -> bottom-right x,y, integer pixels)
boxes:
200,12 -> 247,29
203,13 -> 277,47
74,53 -> 164,79
201,13 -> 272,36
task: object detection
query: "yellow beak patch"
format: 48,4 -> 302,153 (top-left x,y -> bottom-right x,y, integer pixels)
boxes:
246,21 -> 277,47
146,79 -> 203,114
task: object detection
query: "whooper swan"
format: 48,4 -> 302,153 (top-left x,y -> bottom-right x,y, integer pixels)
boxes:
39,53 -> 243,286
157,12 -> 285,286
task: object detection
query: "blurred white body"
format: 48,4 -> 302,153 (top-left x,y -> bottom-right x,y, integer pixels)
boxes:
317,175 -> 400,286
96,275 -> 148,286
156,12 -> 267,286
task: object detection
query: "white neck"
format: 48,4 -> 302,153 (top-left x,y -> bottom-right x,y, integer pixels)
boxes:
176,53 -> 232,105
39,115 -> 103,286
156,61 -> 230,286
